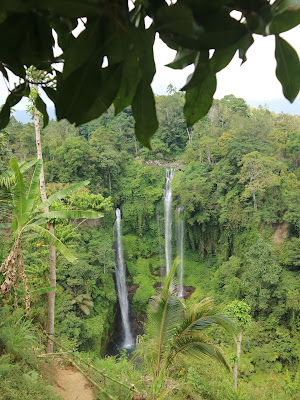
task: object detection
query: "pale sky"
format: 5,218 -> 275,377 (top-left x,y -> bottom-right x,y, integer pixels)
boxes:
152,26 -> 300,103
0,23 -> 299,112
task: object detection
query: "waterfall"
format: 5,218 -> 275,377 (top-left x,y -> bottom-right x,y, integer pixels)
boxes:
156,208 -> 164,280
177,207 -> 184,298
114,208 -> 134,349
164,168 -> 174,275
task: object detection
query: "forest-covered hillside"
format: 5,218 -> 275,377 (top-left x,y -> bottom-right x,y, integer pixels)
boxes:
0,93 -> 299,399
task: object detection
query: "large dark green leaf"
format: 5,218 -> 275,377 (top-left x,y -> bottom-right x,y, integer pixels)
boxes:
269,0 -> 300,34
50,15 -> 77,51
56,62 -> 122,126
0,14 -> 28,78
35,95 -> 49,129
114,54 -> 141,115
62,17 -> 104,79
3,62 -> 26,79
39,0 -> 104,18
0,0 -> 103,17
132,80 -> 158,148
167,49 -> 198,70
0,82 -> 30,129
43,86 -> 57,104
238,34 -> 254,63
159,8 -> 247,51
181,52 -> 209,91
211,44 -> 238,73
156,3 -> 201,40
0,63 -> 8,80
133,27 -> 156,84
0,104 -> 10,131
192,12 -> 247,50
184,70 -> 216,127
0,13 -> 54,71
104,19 -> 131,65
275,35 -> 300,102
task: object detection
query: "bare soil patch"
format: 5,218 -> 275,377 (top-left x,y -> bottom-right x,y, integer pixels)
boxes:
52,365 -> 95,400
273,222 -> 288,245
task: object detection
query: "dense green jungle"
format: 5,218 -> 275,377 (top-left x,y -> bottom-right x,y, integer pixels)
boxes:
0,93 -> 300,399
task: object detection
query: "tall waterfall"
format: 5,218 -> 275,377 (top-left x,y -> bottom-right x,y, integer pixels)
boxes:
164,168 -> 174,275
114,209 -> 134,349
156,208 -> 164,279
177,207 -> 184,298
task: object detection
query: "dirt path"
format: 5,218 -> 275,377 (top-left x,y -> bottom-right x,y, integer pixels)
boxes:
53,365 -> 95,400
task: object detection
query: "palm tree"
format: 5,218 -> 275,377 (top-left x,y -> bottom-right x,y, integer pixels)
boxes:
141,259 -> 235,398
72,293 -> 94,316
0,158 -> 102,313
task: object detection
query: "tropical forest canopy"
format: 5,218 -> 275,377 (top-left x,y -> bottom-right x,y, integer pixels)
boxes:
0,0 -> 300,147
0,93 -> 299,399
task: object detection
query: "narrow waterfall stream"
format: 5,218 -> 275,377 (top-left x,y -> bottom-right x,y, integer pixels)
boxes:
114,208 -> 134,349
177,207 -> 184,297
156,208 -> 164,279
164,168 -> 174,275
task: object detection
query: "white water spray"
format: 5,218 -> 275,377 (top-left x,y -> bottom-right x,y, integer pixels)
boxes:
164,168 -> 174,275
114,209 -> 134,349
177,207 -> 184,298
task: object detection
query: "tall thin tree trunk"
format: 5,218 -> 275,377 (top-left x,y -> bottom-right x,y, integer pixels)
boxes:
252,191 -> 257,211
34,85 -> 56,353
134,136 -> 138,155
233,328 -> 243,391
108,169 -> 111,193
186,127 -> 193,145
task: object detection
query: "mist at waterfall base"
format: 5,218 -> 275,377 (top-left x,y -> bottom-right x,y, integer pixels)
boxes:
114,209 -> 135,350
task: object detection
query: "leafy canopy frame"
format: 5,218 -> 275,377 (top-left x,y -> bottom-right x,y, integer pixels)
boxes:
0,0 -> 299,147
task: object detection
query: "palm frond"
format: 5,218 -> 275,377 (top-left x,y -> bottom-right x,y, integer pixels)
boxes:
191,314 -> 236,336
148,295 -> 183,348
79,304 -> 91,315
147,259 -> 183,370
174,298 -> 215,337
9,159 -> 27,231
168,331 -> 231,372
0,159 -> 37,188
35,180 -> 90,212
25,223 -> 77,263
38,210 -> 103,220
31,218 -> 47,226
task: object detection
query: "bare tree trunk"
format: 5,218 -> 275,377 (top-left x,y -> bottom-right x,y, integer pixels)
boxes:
233,328 -> 243,390
108,169 -> 111,193
186,127 -> 193,146
134,136 -> 138,155
47,223 -> 56,353
252,191 -> 257,211
34,86 -> 56,353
